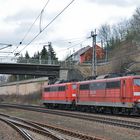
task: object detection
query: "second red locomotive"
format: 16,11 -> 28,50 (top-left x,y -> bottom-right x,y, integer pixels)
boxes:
42,75 -> 140,114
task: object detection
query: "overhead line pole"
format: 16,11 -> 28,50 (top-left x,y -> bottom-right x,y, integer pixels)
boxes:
91,30 -> 97,76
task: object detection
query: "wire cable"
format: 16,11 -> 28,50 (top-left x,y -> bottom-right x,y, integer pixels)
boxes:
17,0 -> 75,54
12,0 -> 50,54
57,38 -> 90,53
39,36 -> 86,44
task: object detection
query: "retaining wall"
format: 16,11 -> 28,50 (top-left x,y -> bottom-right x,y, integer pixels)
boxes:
0,77 -> 48,95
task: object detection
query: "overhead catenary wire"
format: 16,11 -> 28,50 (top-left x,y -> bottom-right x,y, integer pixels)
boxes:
12,0 -> 50,54
57,38 -> 90,53
21,0 -> 50,43
39,8 -> 45,33
39,36 -> 87,44
17,0 -> 75,55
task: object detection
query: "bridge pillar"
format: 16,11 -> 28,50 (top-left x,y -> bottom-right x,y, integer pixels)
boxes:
59,69 -> 68,80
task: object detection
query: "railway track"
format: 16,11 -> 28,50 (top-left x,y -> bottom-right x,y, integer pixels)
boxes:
0,103 -> 140,131
0,113 -> 102,140
0,117 -> 33,140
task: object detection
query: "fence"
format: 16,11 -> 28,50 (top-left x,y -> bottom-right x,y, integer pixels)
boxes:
0,57 -> 59,65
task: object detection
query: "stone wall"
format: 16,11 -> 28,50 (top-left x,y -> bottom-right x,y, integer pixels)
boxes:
0,77 -> 48,95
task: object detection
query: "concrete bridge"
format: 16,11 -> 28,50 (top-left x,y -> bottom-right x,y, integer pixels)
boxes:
0,57 -> 86,81
0,63 -> 60,77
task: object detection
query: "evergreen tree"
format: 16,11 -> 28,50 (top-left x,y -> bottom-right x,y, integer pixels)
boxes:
33,51 -> 40,59
48,42 -> 58,61
25,51 -> 30,59
41,46 -> 48,59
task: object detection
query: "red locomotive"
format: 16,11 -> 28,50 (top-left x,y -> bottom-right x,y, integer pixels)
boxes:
42,75 -> 140,114
42,82 -> 77,108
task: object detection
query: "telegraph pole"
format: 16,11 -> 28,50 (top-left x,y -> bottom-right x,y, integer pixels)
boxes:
91,30 -> 97,76
48,42 -> 52,64
105,41 -> 108,62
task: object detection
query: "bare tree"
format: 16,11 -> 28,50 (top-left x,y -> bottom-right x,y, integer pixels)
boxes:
98,24 -> 111,42
129,7 -> 140,39
133,8 -> 140,30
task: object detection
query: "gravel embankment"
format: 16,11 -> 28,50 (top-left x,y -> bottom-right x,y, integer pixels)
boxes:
0,108 -> 139,140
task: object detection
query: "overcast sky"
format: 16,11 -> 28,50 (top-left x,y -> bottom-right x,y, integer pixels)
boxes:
0,0 -> 140,60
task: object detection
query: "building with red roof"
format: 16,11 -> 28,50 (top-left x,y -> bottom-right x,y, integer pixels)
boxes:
66,45 -> 105,64
80,45 -> 105,63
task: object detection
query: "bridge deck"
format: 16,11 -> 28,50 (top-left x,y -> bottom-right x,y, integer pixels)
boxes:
0,63 -> 60,77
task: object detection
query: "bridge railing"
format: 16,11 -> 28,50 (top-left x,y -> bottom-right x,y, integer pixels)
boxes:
0,57 -> 59,65
0,57 -> 80,67
16,58 -> 59,65
0,57 -> 17,63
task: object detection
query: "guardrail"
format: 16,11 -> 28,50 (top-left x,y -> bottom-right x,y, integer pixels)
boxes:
0,57 -> 78,68
0,57 -> 59,65
17,58 -> 59,65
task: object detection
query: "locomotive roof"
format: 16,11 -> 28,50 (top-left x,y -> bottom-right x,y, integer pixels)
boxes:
44,75 -> 140,87
44,82 -> 77,87
78,75 -> 140,84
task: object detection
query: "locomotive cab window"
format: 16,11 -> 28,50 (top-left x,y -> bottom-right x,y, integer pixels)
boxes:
72,84 -> 77,89
134,79 -> 140,86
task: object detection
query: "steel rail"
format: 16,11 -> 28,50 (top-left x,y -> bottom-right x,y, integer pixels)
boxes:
9,118 -> 66,140
0,117 -> 33,140
0,103 -> 140,130
0,113 -> 104,140
0,114 -> 68,140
